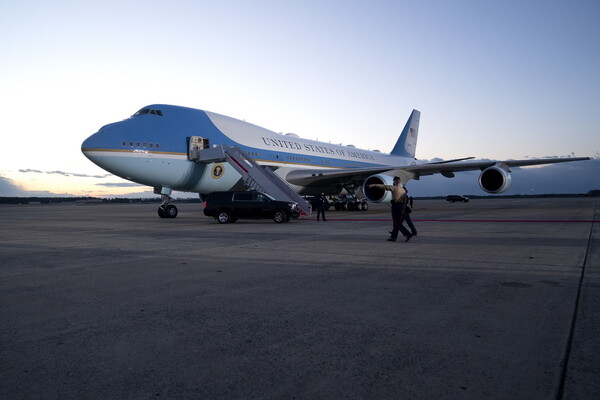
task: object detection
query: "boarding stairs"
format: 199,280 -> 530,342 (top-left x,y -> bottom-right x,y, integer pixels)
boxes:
188,138 -> 312,216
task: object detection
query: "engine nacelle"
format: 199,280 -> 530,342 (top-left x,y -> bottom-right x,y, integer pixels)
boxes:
479,166 -> 512,194
362,174 -> 394,203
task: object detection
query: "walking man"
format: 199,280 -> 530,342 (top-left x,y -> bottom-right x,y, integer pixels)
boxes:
403,187 -> 417,236
368,177 -> 413,242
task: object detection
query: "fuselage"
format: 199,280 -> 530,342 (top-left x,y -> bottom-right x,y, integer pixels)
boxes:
81,104 -> 415,195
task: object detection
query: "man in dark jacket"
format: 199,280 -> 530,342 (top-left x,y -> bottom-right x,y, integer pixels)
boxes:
368,177 -> 412,242
315,193 -> 327,221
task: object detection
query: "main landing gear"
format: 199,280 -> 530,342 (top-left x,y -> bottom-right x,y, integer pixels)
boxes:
157,194 -> 178,219
333,199 -> 369,211
331,184 -> 369,211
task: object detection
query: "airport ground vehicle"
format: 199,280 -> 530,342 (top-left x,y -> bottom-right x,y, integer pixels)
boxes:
446,195 -> 470,203
203,191 -> 299,223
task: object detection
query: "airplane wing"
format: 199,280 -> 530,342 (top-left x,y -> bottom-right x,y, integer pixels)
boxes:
404,157 -> 591,176
402,157 -> 590,176
284,157 -> 591,187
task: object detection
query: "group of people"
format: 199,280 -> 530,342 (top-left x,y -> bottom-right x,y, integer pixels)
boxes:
314,176 -> 418,242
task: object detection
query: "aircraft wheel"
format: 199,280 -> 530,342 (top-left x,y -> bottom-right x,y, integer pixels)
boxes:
273,210 -> 286,223
361,202 -> 369,211
165,204 -> 178,218
216,209 -> 231,224
158,205 -> 166,218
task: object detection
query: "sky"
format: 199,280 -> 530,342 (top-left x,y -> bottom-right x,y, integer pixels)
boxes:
1,0 -> 598,198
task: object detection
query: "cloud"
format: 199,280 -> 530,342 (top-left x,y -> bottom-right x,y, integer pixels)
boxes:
0,175 -> 75,197
96,182 -> 144,187
18,169 -> 111,179
0,175 -> 27,196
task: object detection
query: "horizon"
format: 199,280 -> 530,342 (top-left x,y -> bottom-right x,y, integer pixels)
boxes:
2,158 -> 597,199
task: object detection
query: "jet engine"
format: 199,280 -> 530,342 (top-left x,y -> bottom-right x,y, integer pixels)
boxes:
478,166 -> 512,194
362,174 -> 394,203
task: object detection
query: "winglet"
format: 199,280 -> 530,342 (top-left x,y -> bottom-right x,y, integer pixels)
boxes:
390,109 -> 420,158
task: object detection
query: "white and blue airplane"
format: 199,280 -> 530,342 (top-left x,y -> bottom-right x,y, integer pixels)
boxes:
81,104 -> 590,218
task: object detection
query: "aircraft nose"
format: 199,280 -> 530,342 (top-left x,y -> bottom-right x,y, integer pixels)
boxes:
81,135 -> 93,151
82,120 -> 124,153
81,130 -> 104,163
81,132 -> 100,154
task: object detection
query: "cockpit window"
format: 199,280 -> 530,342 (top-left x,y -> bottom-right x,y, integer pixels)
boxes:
133,108 -> 163,117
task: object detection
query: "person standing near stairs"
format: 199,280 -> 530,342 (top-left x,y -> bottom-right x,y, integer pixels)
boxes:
315,193 -> 328,221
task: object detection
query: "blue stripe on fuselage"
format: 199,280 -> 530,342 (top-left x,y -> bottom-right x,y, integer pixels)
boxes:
82,104 -> 397,171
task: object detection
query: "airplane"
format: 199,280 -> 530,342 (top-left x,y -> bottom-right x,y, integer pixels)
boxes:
81,104 -> 590,218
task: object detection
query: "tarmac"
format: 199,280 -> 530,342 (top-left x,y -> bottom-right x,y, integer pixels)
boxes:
1,197 -> 598,400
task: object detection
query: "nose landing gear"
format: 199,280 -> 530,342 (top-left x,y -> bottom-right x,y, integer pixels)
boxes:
158,202 -> 178,218
155,188 -> 178,219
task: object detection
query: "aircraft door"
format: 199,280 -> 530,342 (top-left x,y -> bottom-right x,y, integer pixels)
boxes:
188,136 -> 210,160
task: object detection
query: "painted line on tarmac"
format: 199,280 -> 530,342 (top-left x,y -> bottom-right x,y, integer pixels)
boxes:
304,218 -> 600,223
417,219 -> 600,223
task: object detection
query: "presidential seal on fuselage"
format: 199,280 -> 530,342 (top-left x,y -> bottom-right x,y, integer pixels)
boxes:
211,163 -> 224,179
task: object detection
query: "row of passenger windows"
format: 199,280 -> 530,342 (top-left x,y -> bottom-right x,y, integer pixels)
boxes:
245,151 -> 311,164
286,155 -> 311,163
122,141 -> 160,149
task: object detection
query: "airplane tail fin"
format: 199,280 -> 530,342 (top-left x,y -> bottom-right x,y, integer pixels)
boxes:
390,109 -> 420,158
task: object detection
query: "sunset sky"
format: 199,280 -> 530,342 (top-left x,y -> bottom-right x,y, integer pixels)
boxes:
1,0 -> 598,198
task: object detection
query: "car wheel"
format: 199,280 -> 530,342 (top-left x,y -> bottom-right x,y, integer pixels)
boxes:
273,210 -> 286,223
216,209 -> 231,224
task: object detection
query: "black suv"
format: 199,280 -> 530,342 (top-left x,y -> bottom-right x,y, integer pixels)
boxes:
203,191 -> 300,223
446,195 -> 469,203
